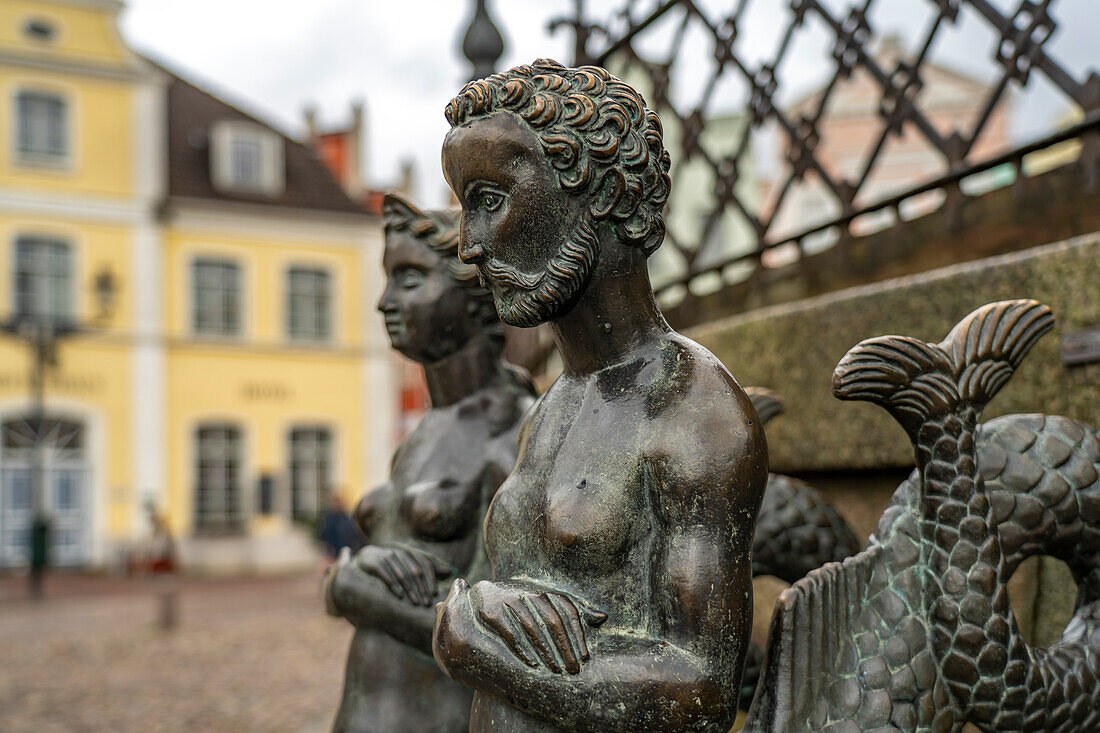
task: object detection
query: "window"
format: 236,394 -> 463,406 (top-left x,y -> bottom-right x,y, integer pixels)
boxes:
23,19 -> 58,42
56,469 -> 79,510
288,427 -> 331,521
191,258 -> 241,336
13,236 -> 72,323
193,424 -> 243,532
286,267 -> 332,341
4,469 -> 30,510
230,136 -> 263,190
16,90 -> 68,164
210,121 -> 284,195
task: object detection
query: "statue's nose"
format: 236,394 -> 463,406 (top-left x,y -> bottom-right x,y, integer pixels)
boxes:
377,282 -> 397,313
458,233 -> 484,264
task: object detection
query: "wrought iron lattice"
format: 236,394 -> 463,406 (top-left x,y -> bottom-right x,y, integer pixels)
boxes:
551,0 -> 1100,309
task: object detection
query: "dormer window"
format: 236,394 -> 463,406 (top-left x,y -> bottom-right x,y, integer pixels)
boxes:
230,136 -> 263,188
210,121 -> 284,196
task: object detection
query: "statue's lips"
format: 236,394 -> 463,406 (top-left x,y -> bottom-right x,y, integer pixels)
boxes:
383,315 -> 406,338
476,267 -> 512,295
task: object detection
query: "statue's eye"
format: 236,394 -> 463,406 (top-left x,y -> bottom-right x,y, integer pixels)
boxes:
477,191 -> 503,212
396,268 -> 425,289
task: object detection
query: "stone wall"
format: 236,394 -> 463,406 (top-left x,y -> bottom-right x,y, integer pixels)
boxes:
689,232 -> 1100,475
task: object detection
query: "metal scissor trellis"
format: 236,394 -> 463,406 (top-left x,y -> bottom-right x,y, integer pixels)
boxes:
552,0 -> 1100,311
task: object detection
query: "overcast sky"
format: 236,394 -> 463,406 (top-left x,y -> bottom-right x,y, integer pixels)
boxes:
121,0 -> 577,206
119,0 -> 1096,207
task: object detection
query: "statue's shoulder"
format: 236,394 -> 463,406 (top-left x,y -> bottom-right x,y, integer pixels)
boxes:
644,332 -> 767,470
636,334 -> 768,518
477,379 -> 536,439
652,332 -> 753,413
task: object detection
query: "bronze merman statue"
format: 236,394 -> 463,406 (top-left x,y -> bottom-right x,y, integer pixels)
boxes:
745,300 -> 1100,731
323,194 -> 534,733
431,59 -> 768,732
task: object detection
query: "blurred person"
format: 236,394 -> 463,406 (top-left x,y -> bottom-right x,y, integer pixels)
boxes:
146,504 -> 176,574
322,194 -> 534,732
318,494 -> 364,561
29,513 -> 50,600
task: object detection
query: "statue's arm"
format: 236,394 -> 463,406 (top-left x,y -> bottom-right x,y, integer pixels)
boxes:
434,402 -> 768,731
325,546 -> 451,655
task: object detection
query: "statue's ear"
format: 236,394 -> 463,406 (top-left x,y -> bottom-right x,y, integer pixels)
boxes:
382,192 -> 424,230
590,169 -> 625,220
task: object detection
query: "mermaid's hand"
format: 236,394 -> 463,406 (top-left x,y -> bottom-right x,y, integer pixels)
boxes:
354,544 -> 454,606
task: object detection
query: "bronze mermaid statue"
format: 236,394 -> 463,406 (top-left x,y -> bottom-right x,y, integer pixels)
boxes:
745,299 -> 1100,731
323,194 -> 534,732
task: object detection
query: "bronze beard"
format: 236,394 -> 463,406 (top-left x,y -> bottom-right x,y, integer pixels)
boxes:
478,211 -> 599,328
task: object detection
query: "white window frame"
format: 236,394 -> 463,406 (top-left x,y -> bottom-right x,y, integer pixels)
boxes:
13,87 -> 72,169
287,425 -> 333,521
190,257 -> 242,338
210,121 -> 284,196
11,235 -> 73,324
192,423 -> 245,534
285,265 -> 333,343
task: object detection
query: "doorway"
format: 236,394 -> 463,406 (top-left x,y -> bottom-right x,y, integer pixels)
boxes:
0,415 -> 90,568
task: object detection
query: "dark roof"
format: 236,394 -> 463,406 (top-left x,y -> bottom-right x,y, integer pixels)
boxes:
161,66 -> 369,216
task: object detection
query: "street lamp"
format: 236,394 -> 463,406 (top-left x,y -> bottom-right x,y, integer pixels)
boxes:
1,265 -> 115,598
94,268 -> 116,321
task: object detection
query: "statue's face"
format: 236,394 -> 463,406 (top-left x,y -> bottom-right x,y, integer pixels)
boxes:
442,113 -> 595,327
377,229 -> 476,363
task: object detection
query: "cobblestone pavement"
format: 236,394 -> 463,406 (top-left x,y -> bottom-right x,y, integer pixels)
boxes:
0,571 -> 353,732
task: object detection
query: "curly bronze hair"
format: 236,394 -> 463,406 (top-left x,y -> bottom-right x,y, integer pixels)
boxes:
444,58 -> 671,257
382,192 -> 502,344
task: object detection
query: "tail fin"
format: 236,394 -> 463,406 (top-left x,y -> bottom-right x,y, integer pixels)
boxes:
831,300 -> 1054,435
745,387 -> 784,427
832,335 -> 957,436
743,546 -> 884,731
940,299 -> 1053,408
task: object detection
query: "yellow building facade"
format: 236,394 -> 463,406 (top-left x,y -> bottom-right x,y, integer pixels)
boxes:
0,0 -> 396,571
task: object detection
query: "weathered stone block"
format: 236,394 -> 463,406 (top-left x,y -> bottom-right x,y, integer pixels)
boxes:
688,234 -> 1100,474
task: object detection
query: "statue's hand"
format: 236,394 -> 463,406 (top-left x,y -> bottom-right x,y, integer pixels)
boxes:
354,544 -> 454,607
469,580 -> 607,675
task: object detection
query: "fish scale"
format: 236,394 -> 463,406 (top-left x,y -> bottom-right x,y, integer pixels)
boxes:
744,301 -> 1100,732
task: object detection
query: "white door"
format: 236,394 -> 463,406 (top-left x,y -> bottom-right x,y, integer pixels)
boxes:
0,416 -> 90,568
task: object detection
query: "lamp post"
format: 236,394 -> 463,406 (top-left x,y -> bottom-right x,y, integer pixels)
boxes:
2,266 -> 115,598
